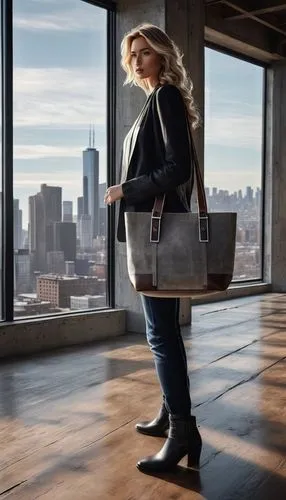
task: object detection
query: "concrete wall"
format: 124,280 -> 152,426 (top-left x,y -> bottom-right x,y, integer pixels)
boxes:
0,309 -> 126,358
115,0 -> 205,332
166,0 -> 205,167
270,61 -> 286,291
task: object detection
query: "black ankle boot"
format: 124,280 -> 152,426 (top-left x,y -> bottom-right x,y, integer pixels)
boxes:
135,401 -> 169,437
136,415 -> 202,472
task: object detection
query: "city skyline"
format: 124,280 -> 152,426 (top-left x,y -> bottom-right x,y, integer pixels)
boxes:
11,180 -> 261,231
13,124 -> 107,316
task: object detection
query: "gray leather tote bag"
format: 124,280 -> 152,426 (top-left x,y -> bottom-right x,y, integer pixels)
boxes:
124,121 -> 237,298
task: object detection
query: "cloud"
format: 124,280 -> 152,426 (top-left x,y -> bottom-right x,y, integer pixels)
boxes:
205,112 -> 263,150
205,76 -> 263,150
29,0 -> 66,3
14,67 -> 107,128
13,145 -> 107,186
13,6 -> 105,33
14,145 -> 83,159
13,145 -> 108,185
14,171 -> 80,187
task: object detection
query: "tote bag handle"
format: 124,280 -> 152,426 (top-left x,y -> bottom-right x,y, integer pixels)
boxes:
151,92 -> 209,243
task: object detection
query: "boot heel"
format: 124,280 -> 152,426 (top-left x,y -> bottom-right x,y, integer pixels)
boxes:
187,445 -> 202,469
187,454 -> 200,469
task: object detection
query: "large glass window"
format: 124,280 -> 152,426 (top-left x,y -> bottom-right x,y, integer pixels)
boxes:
0,12 -> 2,319
13,0 -> 109,317
205,47 -> 265,281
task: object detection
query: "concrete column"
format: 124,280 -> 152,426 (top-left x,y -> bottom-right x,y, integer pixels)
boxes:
115,0 -> 166,333
115,0 -> 205,332
270,62 -> 286,291
165,0 -> 205,168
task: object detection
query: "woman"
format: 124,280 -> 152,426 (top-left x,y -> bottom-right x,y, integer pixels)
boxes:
104,23 -> 202,473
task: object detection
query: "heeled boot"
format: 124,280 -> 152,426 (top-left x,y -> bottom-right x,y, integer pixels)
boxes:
135,401 -> 169,437
136,414 -> 202,472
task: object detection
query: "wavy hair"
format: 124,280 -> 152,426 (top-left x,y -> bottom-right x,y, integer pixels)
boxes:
121,23 -> 200,129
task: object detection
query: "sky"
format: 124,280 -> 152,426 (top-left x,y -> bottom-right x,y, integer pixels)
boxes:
6,0 -> 264,228
205,48 -> 264,193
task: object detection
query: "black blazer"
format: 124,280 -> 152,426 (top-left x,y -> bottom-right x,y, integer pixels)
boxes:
117,84 -> 193,242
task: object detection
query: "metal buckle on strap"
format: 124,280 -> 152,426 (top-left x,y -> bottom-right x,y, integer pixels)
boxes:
150,194 -> 165,243
150,216 -> 162,243
199,215 -> 209,243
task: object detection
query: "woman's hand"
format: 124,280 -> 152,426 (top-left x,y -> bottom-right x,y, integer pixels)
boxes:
104,184 -> 123,205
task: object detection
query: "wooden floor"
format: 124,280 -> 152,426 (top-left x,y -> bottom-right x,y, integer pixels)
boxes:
0,293 -> 286,500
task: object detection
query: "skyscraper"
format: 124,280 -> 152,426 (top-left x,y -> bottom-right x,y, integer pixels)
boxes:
77,196 -> 84,221
47,251 -> 65,274
98,182 -> 106,209
246,186 -> 254,203
14,249 -> 32,294
63,201 -> 73,222
14,199 -> 23,250
77,196 -> 84,239
29,184 -> 62,272
52,221 -> 77,261
83,132 -> 99,239
78,214 -> 92,249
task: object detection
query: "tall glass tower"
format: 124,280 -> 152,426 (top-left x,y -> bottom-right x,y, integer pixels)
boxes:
82,130 -> 99,239
29,184 -> 62,272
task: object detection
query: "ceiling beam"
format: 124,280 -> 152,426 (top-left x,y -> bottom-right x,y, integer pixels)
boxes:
205,26 -> 282,61
206,2 -> 286,60
226,4 -> 286,21
221,1 -> 286,36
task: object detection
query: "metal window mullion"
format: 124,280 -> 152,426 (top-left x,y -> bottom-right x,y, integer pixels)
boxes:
261,67 -> 268,282
1,0 -> 14,322
106,8 -> 116,308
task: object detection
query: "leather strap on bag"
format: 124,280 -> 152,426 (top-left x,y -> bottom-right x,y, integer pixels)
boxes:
150,196 -> 165,286
150,195 -> 165,243
150,90 -> 209,244
188,123 -> 209,243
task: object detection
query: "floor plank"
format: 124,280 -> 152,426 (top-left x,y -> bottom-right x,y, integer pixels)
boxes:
0,293 -> 286,499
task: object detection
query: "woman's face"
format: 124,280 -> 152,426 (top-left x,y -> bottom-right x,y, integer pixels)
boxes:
130,36 -> 162,84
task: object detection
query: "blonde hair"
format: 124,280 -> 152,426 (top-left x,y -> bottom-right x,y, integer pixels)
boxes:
121,23 -> 200,129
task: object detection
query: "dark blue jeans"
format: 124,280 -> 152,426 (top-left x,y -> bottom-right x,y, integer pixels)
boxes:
140,295 -> 191,417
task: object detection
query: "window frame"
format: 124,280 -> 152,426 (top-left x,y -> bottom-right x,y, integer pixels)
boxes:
1,0 -> 116,322
204,42 -> 268,285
